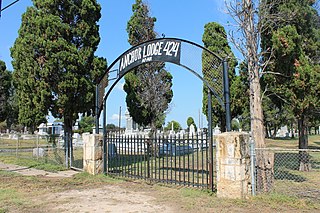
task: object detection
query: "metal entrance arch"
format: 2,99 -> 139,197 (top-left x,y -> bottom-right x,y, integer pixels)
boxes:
95,38 -> 231,191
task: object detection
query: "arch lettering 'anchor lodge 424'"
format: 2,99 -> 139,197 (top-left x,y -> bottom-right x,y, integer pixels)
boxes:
118,39 -> 181,75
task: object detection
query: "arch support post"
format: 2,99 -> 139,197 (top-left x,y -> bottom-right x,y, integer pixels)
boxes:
103,100 -> 107,175
223,59 -> 231,132
95,84 -> 100,134
208,89 -> 214,191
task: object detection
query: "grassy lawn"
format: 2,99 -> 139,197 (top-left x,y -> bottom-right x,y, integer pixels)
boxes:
266,135 -> 320,149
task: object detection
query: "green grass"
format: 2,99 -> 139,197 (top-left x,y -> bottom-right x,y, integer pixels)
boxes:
69,172 -> 124,185
266,135 -> 320,149
0,137 -> 49,149
253,192 -> 318,210
0,188 -> 27,212
0,156 -> 66,172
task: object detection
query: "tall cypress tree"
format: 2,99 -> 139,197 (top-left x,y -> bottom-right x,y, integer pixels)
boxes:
11,0 -> 106,163
202,22 -> 243,132
0,60 -> 12,122
124,0 -> 173,133
261,0 -> 320,170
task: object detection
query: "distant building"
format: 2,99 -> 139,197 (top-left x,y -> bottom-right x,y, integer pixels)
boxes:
37,122 -> 63,136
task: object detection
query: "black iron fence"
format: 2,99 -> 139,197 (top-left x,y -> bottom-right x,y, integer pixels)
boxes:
105,134 -> 215,190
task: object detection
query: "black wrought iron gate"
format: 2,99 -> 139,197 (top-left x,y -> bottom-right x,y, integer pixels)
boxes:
95,38 -> 230,191
105,133 -> 214,189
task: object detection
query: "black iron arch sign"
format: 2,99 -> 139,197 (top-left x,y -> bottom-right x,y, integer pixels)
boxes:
96,38 -> 231,132
119,39 -> 181,75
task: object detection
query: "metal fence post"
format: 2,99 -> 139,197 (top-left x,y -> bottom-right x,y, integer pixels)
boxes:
16,136 -> 18,157
250,138 -> 256,196
37,134 -> 39,161
103,100 -> 107,175
223,59 -> 231,132
208,88 -> 214,191
95,84 -> 99,134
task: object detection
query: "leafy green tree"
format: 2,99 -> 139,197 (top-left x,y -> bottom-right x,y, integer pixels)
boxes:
186,116 -> 197,132
106,123 -> 116,130
262,96 -> 294,138
0,60 -> 18,130
261,0 -> 320,170
124,0 -> 173,135
231,119 -> 240,131
0,60 -> 12,122
164,120 -> 182,132
202,22 -> 241,132
78,116 -> 95,133
232,62 -> 250,131
11,0 -> 105,163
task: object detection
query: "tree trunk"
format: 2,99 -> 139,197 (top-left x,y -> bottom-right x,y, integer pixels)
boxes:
291,120 -> 294,138
64,114 -> 74,167
298,116 -> 310,171
220,114 -> 226,133
147,121 -> 157,158
265,125 -> 269,138
272,125 -> 277,138
244,0 -> 274,193
268,125 -> 272,139
250,70 -> 274,193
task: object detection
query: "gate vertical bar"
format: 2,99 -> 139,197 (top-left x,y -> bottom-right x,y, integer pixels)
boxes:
95,84 -> 99,134
208,88 -> 214,191
223,59 -> 231,132
103,100 -> 107,175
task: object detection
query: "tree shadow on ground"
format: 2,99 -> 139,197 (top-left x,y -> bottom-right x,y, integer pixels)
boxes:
308,141 -> 320,149
274,152 -> 306,182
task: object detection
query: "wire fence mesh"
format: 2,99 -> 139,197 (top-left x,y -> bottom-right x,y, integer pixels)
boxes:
254,148 -> 320,201
0,134 -> 68,167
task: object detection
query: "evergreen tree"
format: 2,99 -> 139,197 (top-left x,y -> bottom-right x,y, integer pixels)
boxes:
11,0 -> 105,163
164,120 -> 182,132
0,60 -> 11,122
202,22 -> 241,132
186,116 -> 197,132
124,0 -> 173,134
261,0 -> 320,170
78,115 -> 95,134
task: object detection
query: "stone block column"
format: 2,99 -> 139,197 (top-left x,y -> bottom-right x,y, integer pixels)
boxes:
83,134 -> 103,175
216,132 -> 251,199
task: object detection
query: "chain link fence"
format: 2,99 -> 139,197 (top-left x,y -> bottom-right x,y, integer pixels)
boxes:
253,147 -> 320,201
0,133 -> 85,171
0,133 -> 66,167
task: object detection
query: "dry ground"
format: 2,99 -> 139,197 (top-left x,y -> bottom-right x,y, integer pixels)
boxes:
1,166 -> 319,213
1,135 -> 320,212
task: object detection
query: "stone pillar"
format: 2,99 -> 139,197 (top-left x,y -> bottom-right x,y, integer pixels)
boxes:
83,134 -> 103,175
216,132 -> 251,199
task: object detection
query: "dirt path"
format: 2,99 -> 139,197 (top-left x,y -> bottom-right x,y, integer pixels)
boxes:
0,162 -> 78,178
44,185 -> 174,213
0,162 -> 176,212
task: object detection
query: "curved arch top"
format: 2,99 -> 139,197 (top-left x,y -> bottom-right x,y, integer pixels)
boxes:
97,38 -> 226,117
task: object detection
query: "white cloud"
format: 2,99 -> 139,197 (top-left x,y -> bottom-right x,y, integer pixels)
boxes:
110,113 -> 125,120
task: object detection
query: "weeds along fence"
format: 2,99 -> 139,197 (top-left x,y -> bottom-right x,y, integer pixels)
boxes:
0,134 -> 67,167
254,147 -> 320,201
